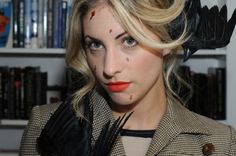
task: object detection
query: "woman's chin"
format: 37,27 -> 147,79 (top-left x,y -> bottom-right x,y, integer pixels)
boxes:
108,93 -> 137,109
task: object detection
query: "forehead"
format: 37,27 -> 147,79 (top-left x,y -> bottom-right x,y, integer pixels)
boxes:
83,4 -> 124,35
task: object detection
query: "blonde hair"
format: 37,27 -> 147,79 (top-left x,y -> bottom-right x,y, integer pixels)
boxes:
66,0 -> 190,114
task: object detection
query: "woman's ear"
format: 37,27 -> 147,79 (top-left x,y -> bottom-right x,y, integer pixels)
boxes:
162,48 -> 171,56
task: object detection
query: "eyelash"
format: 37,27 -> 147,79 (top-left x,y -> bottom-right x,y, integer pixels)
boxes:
85,35 -> 138,52
122,36 -> 138,48
85,41 -> 103,51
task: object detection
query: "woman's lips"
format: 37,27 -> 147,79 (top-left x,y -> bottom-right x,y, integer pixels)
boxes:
107,82 -> 130,92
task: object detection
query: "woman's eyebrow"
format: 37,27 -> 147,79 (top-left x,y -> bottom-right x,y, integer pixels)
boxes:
84,35 -> 102,43
115,32 -> 127,40
84,31 -> 127,41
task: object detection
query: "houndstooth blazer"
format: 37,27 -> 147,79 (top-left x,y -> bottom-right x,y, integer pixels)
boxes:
20,91 -> 236,155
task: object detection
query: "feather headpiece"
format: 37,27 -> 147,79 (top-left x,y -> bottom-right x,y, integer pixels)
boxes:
168,0 -> 236,61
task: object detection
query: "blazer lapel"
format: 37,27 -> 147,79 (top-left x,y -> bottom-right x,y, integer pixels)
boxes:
146,106 -> 181,155
90,91 -> 126,156
147,101 -> 212,155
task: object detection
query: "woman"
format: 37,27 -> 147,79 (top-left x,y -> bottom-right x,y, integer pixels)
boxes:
20,0 -> 236,155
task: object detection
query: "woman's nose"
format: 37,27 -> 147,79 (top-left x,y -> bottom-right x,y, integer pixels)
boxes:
103,49 -> 123,78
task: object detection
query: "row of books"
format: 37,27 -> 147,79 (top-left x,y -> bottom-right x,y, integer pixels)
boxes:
0,0 -> 73,48
177,65 -> 226,120
0,66 -> 47,119
0,65 -> 226,120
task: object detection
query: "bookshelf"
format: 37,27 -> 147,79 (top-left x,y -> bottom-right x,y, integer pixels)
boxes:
0,48 -> 65,55
0,0 -> 236,153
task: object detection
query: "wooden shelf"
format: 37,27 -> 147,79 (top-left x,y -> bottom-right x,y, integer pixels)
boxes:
178,48 -> 226,56
0,48 -> 65,57
0,120 -> 28,127
0,48 -> 226,56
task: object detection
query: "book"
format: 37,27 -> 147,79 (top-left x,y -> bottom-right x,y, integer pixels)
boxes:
23,66 -> 40,119
215,68 -> 226,120
208,67 -> 226,120
42,0 -> 48,47
31,0 -> 39,48
60,1 -> 68,48
5,68 -> 23,119
0,0 -> 11,47
24,0 -> 31,48
18,0 -> 25,47
13,68 -> 23,119
47,0 -> 53,48
52,0 -> 62,48
192,73 -> 209,117
12,0 -> 19,47
0,70 -> 3,118
37,0 -> 43,48
0,67 -> 10,119
35,72 -> 48,106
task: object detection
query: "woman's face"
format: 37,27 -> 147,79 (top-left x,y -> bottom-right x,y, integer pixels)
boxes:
83,4 -> 167,106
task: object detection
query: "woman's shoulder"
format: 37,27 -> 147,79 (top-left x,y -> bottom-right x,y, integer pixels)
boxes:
33,102 -> 61,115
193,111 -> 235,133
30,102 -> 62,127
190,110 -> 236,146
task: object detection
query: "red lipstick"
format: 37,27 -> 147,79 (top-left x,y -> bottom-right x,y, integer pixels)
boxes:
107,82 -> 130,92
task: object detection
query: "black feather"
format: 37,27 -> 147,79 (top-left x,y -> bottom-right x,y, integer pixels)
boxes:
37,95 -> 93,156
37,92 -> 133,156
93,112 -> 133,156
168,0 -> 236,61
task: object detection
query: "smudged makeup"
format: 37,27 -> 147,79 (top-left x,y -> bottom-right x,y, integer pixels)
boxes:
90,10 -> 96,20
129,95 -> 133,101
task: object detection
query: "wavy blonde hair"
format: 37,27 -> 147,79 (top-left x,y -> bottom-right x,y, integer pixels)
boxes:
66,0 -> 189,114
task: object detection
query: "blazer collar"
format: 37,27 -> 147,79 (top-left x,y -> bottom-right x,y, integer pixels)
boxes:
90,91 -> 126,155
147,100 -> 212,155
89,91 -> 212,155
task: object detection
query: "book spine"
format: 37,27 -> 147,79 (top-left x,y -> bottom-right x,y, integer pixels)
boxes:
35,72 -> 47,105
52,0 -> 61,48
42,0 -> 48,47
37,0 -> 44,48
14,68 -> 22,119
0,0 -> 11,47
24,0 -> 32,48
18,0 -> 25,47
8,68 -> 15,119
12,0 -> 19,47
216,68 -> 226,120
41,72 -> 48,104
0,71 -> 3,118
23,66 -> 40,119
60,1 -> 67,48
20,71 -> 25,119
65,0 -> 72,40
31,0 -> 39,48
0,67 -> 9,119
47,0 -> 53,48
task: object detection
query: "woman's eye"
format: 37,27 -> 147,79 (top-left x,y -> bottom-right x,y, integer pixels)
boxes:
87,41 -> 103,51
123,36 -> 138,48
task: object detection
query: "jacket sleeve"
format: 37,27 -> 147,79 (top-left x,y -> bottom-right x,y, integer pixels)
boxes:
19,106 -> 42,156
230,126 -> 236,155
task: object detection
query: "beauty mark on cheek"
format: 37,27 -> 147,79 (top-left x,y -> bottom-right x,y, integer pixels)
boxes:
126,57 -> 129,62
109,29 -> 112,34
90,10 -> 96,20
129,95 -> 133,101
